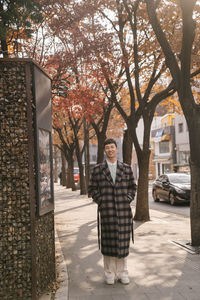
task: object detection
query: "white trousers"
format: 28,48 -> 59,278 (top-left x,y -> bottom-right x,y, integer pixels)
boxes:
103,255 -> 128,279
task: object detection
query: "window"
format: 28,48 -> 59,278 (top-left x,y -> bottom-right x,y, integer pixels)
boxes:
178,123 -> 183,133
162,164 -> 171,174
159,141 -> 170,153
179,151 -> 190,164
92,154 -> 97,161
157,163 -> 161,176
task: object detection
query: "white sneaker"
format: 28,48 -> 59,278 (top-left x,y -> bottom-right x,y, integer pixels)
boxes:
105,276 -> 115,285
119,275 -> 130,285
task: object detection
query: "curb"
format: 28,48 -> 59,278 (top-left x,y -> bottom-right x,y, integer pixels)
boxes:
54,230 -> 69,300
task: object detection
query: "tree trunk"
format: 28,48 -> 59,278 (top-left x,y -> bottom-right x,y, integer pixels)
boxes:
75,143 -> 87,195
67,158 -> 76,191
179,79 -> 200,247
91,102 -> 113,164
61,151 -> 67,186
134,149 -> 150,221
97,132 -> 106,163
78,159 -> 87,195
187,117 -> 200,246
53,146 -> 58,183
190,162 -> 200,246
85,138 -> 90,189
84,120 -> 90,189
66,167 -> 71,188
123,128 -> 132,165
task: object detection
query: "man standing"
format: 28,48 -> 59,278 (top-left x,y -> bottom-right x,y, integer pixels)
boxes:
88,138 -> 137,285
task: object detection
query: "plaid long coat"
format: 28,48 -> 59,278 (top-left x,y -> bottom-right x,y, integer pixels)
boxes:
88,160 -> 137,258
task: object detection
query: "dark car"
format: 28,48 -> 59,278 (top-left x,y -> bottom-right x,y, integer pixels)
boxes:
152,173 -> 190,205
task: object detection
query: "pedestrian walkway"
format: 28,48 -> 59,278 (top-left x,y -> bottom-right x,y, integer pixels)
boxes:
53,183 -> 200,300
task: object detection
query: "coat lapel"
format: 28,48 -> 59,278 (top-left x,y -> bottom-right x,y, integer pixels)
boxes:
100,161 -> 114,186
115,161 -> 124,184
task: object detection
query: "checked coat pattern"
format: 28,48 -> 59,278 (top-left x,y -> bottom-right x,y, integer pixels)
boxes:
88,160 -> 137,258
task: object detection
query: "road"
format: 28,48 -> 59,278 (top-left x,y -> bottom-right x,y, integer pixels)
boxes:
147,183 -> 190,217
131,183 -> 190,218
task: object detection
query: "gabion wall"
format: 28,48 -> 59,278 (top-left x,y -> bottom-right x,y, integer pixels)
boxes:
0,59 -> 55,300
35,211 -> 55,295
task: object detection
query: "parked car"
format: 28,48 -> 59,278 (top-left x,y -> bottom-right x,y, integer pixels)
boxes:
74,168 -> 80,184
152,173 -> 190,205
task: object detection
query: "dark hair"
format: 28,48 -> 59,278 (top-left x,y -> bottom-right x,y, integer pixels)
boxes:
104,138 -> 117,148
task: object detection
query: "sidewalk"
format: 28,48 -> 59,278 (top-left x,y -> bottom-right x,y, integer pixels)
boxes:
53,183 -> 200,300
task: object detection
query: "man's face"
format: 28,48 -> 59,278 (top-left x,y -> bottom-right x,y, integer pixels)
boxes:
104,143 -> 117,161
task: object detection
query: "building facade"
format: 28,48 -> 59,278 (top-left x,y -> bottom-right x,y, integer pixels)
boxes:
151,114 -> 176,177
174,114 -> 190,173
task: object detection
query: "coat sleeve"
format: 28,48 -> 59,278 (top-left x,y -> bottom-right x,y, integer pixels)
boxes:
88,166 -> 102,205
127,166 -> 137,203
